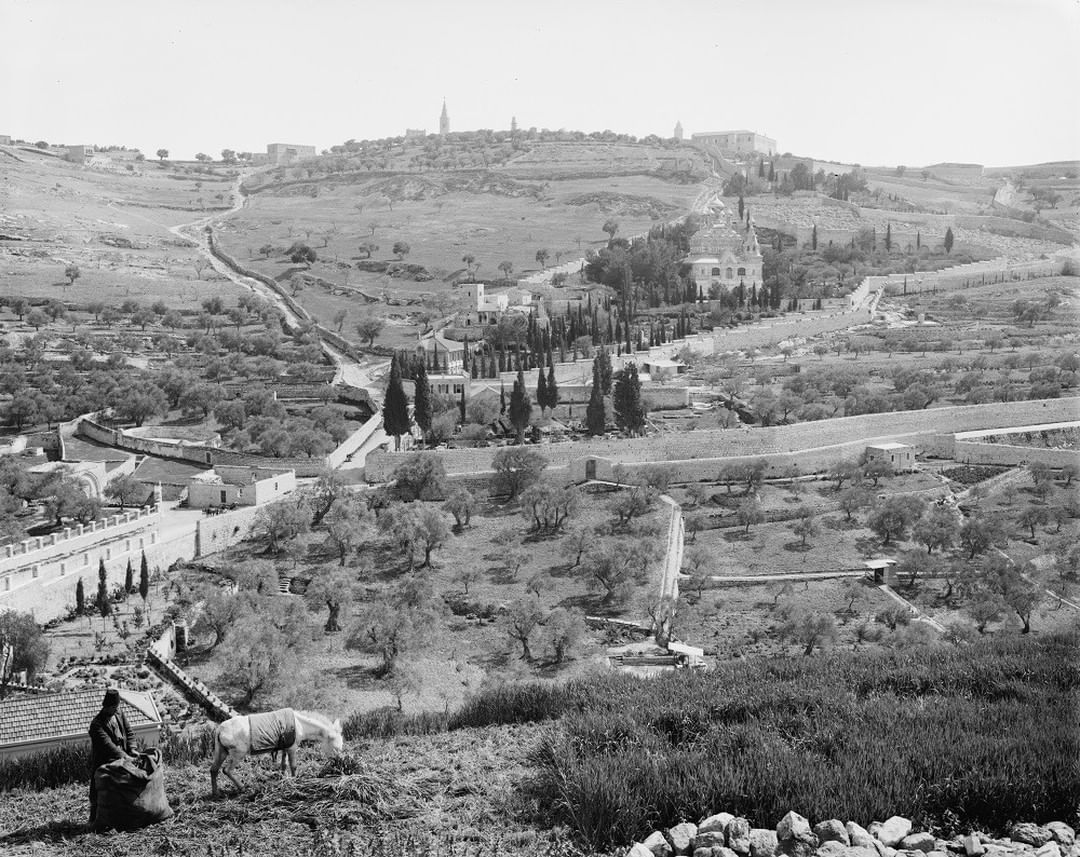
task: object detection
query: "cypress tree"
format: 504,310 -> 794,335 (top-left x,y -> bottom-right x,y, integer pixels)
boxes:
139,552 -> 149,602
124,558 -> 134,596
75,577 -> 85,615
585,358 -> 606,436
96,558 -> 111,623
944,227 -> 954,255
916,231 -> 921,249
812,224 -> 818,251
596,347 -> 613,395
500,382 -> 507,415
768,161 -> 775,182
382,354 -> 411,451
737,195 -> 744,221
508,368 -> 532,444
413,360 -> 433,441
537,367 -> 549,416
459,386 -> 467,424
613,363 -> 646,435
885,223 -> 892,252
546,361 -> 559,413
758,158 -> 765,178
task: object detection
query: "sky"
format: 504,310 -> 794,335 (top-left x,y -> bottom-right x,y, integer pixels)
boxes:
2,0 -> 1078,168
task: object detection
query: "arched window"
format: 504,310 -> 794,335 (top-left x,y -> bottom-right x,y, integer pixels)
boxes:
711,267 -> 720,277
737,267 -> 746,276
726,267 -> 734,279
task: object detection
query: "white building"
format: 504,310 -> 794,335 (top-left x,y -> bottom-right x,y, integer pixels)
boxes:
690,130 -> 776,156
186,465 -> 296,509
686,200 -> 763,298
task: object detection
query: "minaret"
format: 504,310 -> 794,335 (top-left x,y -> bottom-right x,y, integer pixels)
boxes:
440,99 -> 450,136
674,120 -> 683,141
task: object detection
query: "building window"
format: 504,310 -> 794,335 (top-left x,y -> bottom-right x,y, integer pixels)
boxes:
60,563 -> 66,576
737,267 -> 746,276
711,267 -> 720,276
32,566 -> 39,579
84,553 -> 89,566
726,268 -> 734,279
4,577 -> 9,592
126,540 -> 131,552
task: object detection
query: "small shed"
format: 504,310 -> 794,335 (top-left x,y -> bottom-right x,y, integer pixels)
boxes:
864,559 -> 898,586
0,688 -> 161,761
643,357 -> 685,380
865,442 -> 915,473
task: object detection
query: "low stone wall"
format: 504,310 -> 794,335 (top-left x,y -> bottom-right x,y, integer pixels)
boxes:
366,398 -> 1079,483
146,625 -> 237,722
326,413 -> 382,469
78,418 -> 330,477
195,505 -> 262,556
953,440 -> 1080,468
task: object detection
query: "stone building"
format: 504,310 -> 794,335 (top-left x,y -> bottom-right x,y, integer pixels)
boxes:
405,128 -> 427,140
439,100 -> 450,136
673,121 -> 683,141
690,130 -> 776,157
266,143 -> 316,165
686,200 -> 762,297
185,465 -> 296,509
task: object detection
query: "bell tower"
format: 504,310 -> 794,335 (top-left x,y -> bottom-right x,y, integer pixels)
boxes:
439,99 -> 450,136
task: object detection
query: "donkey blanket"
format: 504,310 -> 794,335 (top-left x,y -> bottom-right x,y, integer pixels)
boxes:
247,708 -> 296,755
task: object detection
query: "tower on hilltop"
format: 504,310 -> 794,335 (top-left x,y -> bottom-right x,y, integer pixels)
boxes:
674,120 -> 684,141
440,99 -> 450,136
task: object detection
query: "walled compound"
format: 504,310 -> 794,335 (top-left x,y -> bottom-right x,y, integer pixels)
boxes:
364,397 -> 1080,487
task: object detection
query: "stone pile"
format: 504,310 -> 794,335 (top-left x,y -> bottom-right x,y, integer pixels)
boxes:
625,812 -> 1078,857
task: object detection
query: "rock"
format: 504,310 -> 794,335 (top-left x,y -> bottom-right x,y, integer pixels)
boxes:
728,818 -> 752,855
695,850 -> 738,857
750,829 -> 779,857
900,834 -> 937,853
817,843 -> 848,857
870,839 -> 897,857
777,812 -> 817,857
629,845 -> 655,857
1012,826 -> 1052,849
1046,826 -> 1076,848
670,823 -> 699,856
877,819 -> 914,848
778,813 -> 814,842
815,821 -> 851,846
699,814 -> 735,835
1035,844 -> 1061,857
848,824 -> 876,849
843,849 -> 878,857
963,835 -> 986,856
696,832 -> 728,850
926,851 -> 950,857
644,831 -> 673,857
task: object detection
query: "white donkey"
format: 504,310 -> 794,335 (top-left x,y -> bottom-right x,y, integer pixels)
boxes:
210,707 -> 343,797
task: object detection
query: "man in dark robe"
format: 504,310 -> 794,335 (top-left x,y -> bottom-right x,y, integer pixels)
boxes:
88,687 -> 135,824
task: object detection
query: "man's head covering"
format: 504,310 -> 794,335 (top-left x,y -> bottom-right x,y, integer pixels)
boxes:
102,687 -> 120,708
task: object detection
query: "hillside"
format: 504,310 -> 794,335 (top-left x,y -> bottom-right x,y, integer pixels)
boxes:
0,146 -> 248,308
2,633 -> 1076,856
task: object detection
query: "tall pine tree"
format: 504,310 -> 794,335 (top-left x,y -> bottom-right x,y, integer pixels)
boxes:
96,558 -> 111,628
508,368 -> 532,444
413,360 -> 433,441
75,577 -> 85,615
382,354 -> 412,450
124,558 -> 134,596
613,362 -> 647,436
596,347 -> 613,395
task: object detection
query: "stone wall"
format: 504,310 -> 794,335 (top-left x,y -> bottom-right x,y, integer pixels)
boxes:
78,418 -> 330,477
365,398 -> 1079,484
195,505 -> 262,558
0,508 -> 164,622
953,440 -> 1080,468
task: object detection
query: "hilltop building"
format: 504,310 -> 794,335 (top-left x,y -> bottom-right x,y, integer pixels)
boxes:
440,100 -> 450,136
185,465 -> 296,510
691,130 -> 775,157
405,128 -> 427,140
266,143 -> 317,165
686,199 -> 762,297
64,145 -> 89,164
457,283 -> 535,328
673,121 -> 683,141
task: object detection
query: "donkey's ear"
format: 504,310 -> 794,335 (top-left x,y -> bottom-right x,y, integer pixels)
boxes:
333,719 -> 341,730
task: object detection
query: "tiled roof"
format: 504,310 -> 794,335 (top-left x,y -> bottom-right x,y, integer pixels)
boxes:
0,689 -> 160,746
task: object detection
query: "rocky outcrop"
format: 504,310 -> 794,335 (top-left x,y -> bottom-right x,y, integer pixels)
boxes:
624,815 -> 1079,857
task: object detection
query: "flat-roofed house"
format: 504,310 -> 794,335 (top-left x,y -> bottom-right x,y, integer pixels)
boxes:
864,442 -> 915,473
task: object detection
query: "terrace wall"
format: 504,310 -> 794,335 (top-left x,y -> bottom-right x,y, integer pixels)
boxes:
952,440 -> 1080,468
365,397 -> 1079,484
